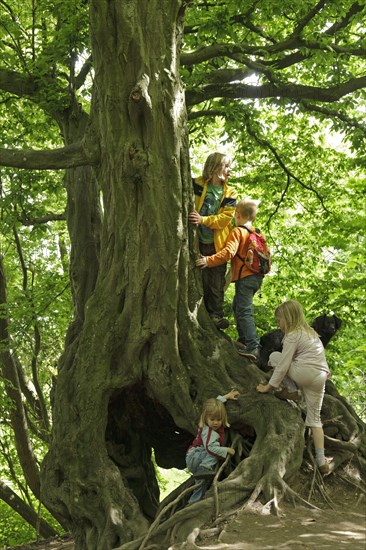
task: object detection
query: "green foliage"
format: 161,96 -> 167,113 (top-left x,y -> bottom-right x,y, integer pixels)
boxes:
0,143 -> 71,540
153,452 -> 190,502
0,500 -> 35,548
0,0 -> 365,541
0,498 -> 63,548
157,467 -> 190,502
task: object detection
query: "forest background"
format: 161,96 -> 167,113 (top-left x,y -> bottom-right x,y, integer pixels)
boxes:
0,0 -> 365,548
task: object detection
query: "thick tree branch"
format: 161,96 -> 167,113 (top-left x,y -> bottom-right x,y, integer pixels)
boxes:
206,67 -> 254,84
0,257 -> 68,529
291,0 -> 327,36
181,43 -> 257,66
325,1 -> 365,35
185,39 -> 363,80
12,227 -> 47,430
0,257 -> 42,499
188,101 -> 366,139
19,212 -> 66,225
74,56 -> 93,91
13,352 -> 47,434
188,108 -> 226,121
13,226 -> 27,290
0,68 -> 37,96
0,141 -> 98,170
30,307 -> 51,434
0,437 -> 32,505
0,479 -> 59,539
181,40 -> 366,66
206,54 -> 279,86
185,76 -> 366,106
183,2 -> 365,72
293,40 -> 365,57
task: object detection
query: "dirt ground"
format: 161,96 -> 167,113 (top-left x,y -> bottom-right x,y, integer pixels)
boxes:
8,474 -> 366,550
196,473 -> 366,550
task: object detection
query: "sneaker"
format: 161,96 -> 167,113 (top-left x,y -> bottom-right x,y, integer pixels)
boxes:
233,340 -> 247,351
237,348 -> 257,360
193,466 -> 216,479
248,347 -> 260,360
319,463 -> 330,475
211,315 -> 230,330
273,388 -> 301,402
238,347 -> 260,360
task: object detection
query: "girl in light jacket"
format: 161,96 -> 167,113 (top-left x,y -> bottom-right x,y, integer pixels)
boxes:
186,390 -> 238,503
256,300 -> 330,475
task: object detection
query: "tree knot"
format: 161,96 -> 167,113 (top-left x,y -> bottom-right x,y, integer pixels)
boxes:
129,74 -> 152,110
130,88 -> 142,102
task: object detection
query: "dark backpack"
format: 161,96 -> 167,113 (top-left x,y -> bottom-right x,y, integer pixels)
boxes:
237,226 -> 271,275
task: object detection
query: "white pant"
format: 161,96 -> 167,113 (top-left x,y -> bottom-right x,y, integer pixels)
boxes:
269,351 -> 328,427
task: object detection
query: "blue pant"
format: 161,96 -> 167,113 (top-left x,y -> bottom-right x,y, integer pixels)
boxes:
186,447 -> 218,503
233,275 -> 263,351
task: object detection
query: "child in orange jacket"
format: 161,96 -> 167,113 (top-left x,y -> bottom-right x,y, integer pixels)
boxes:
196,199 -> 263,358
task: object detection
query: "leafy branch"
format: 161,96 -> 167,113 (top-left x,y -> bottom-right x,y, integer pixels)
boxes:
243,118 -> 331,213
267,174 -> 291,230
299,100 -> 366,136
185,76 -> 366,106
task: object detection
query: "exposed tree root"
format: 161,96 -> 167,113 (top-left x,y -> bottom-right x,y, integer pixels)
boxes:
168,526 -> 239,550
304,436 -> 338,509
244,473 -> 320,516
212,437 -> 242,519
183,527 -> 200,549
286,483 -> 320,510
213,455 -> 230,519
116,389 -> 365,550
138,483 -> 201,550
337,472 -> 366,494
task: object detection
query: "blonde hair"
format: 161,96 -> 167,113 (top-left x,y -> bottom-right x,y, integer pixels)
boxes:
202,152 -> 230,182
236,199 -> 257,221
275,300 -> 316,336
198,398 -> 229,428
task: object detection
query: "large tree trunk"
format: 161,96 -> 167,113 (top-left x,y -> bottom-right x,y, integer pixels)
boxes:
41,1 -> 196,547
41,2 -> 366,549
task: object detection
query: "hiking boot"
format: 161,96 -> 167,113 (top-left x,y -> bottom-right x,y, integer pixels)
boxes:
211,315 -> 230,330
319,463 -> 330,475
274,388 -> 301,402
193,466 -> 216,479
